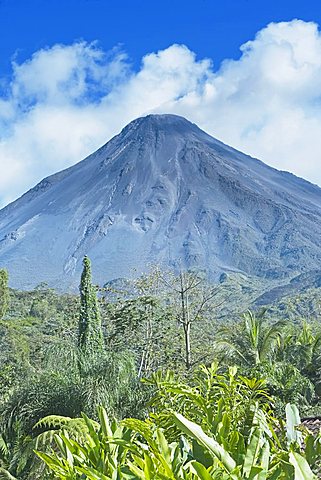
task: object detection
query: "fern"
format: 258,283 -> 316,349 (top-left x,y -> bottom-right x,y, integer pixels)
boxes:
35,415 -> 95,448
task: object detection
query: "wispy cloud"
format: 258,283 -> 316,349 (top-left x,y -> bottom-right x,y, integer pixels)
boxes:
1,19 -> 321,207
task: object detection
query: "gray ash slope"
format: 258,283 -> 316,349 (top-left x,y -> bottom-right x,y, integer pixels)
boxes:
1,114 -> 321,290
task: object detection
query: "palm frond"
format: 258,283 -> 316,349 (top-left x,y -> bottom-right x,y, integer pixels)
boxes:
0,468 -> 18,480
0,436 -> 9,458
35,415 -> 93,449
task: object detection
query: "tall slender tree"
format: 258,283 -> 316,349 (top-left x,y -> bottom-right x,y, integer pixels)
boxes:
0,269 -> 9,320
78,256 -> 104,355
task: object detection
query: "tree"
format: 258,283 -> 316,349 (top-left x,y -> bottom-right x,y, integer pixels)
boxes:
278,321 -> 321,384
103,270 -> 178,378
78,256 -> 103,355
160,270 -> 223,370
0,269 -> 9,320
217,309 -> 285,366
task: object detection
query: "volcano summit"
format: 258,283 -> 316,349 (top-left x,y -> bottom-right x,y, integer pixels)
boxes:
1,114 -> 321,290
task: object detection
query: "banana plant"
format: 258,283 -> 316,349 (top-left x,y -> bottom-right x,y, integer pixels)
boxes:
35,366 -> 319,480
36,407 -> 136,479
285,404 -> 302,446
36,405 -> 317,479
173,411 -> 316,480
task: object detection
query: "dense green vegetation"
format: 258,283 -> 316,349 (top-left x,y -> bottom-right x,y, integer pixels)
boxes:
0,260 -> 321,478
36,368 -> 321,479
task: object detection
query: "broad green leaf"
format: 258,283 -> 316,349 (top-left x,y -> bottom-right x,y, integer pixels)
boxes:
257,441 -> 269,480
156,429 -> 171,465
289,451 -> 316,480
286,404 -> 302,445
304,435 -> 315,465
173,413 -> 237,476
76,466 -> 110,480
243,427 -> 262,476
189,461 -> 214,480
99,407 -> 113,438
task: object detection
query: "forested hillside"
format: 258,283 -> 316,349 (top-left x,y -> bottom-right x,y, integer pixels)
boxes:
1,259 -> 321,478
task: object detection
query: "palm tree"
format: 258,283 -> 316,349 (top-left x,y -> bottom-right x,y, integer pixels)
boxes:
217,310 -> 285,366
276,321 -> 321,395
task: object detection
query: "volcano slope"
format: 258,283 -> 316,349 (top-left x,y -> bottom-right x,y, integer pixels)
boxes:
0,114 -> 321,290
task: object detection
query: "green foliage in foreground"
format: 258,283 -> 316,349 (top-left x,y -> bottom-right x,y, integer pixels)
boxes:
1,261 -> 321,478
35,364 -> 321,479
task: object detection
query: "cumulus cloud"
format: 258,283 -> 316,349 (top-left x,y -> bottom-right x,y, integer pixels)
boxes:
1,19 -> 321,207
172,19 -> 321,183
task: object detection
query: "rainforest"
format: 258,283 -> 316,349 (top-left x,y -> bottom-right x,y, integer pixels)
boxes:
0,257 -> 320,479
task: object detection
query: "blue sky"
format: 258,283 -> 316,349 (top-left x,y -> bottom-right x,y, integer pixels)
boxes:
1,0 -> 321,207
1,0 -> 320,76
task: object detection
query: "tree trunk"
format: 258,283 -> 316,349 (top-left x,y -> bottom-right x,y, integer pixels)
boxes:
184,321 -> 191,370
180,273 -> 191,370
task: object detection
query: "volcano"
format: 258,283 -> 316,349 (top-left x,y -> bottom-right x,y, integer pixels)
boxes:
1,114 -> 321,290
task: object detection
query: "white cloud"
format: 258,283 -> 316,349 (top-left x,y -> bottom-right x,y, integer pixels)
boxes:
1,20 -> 321,207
